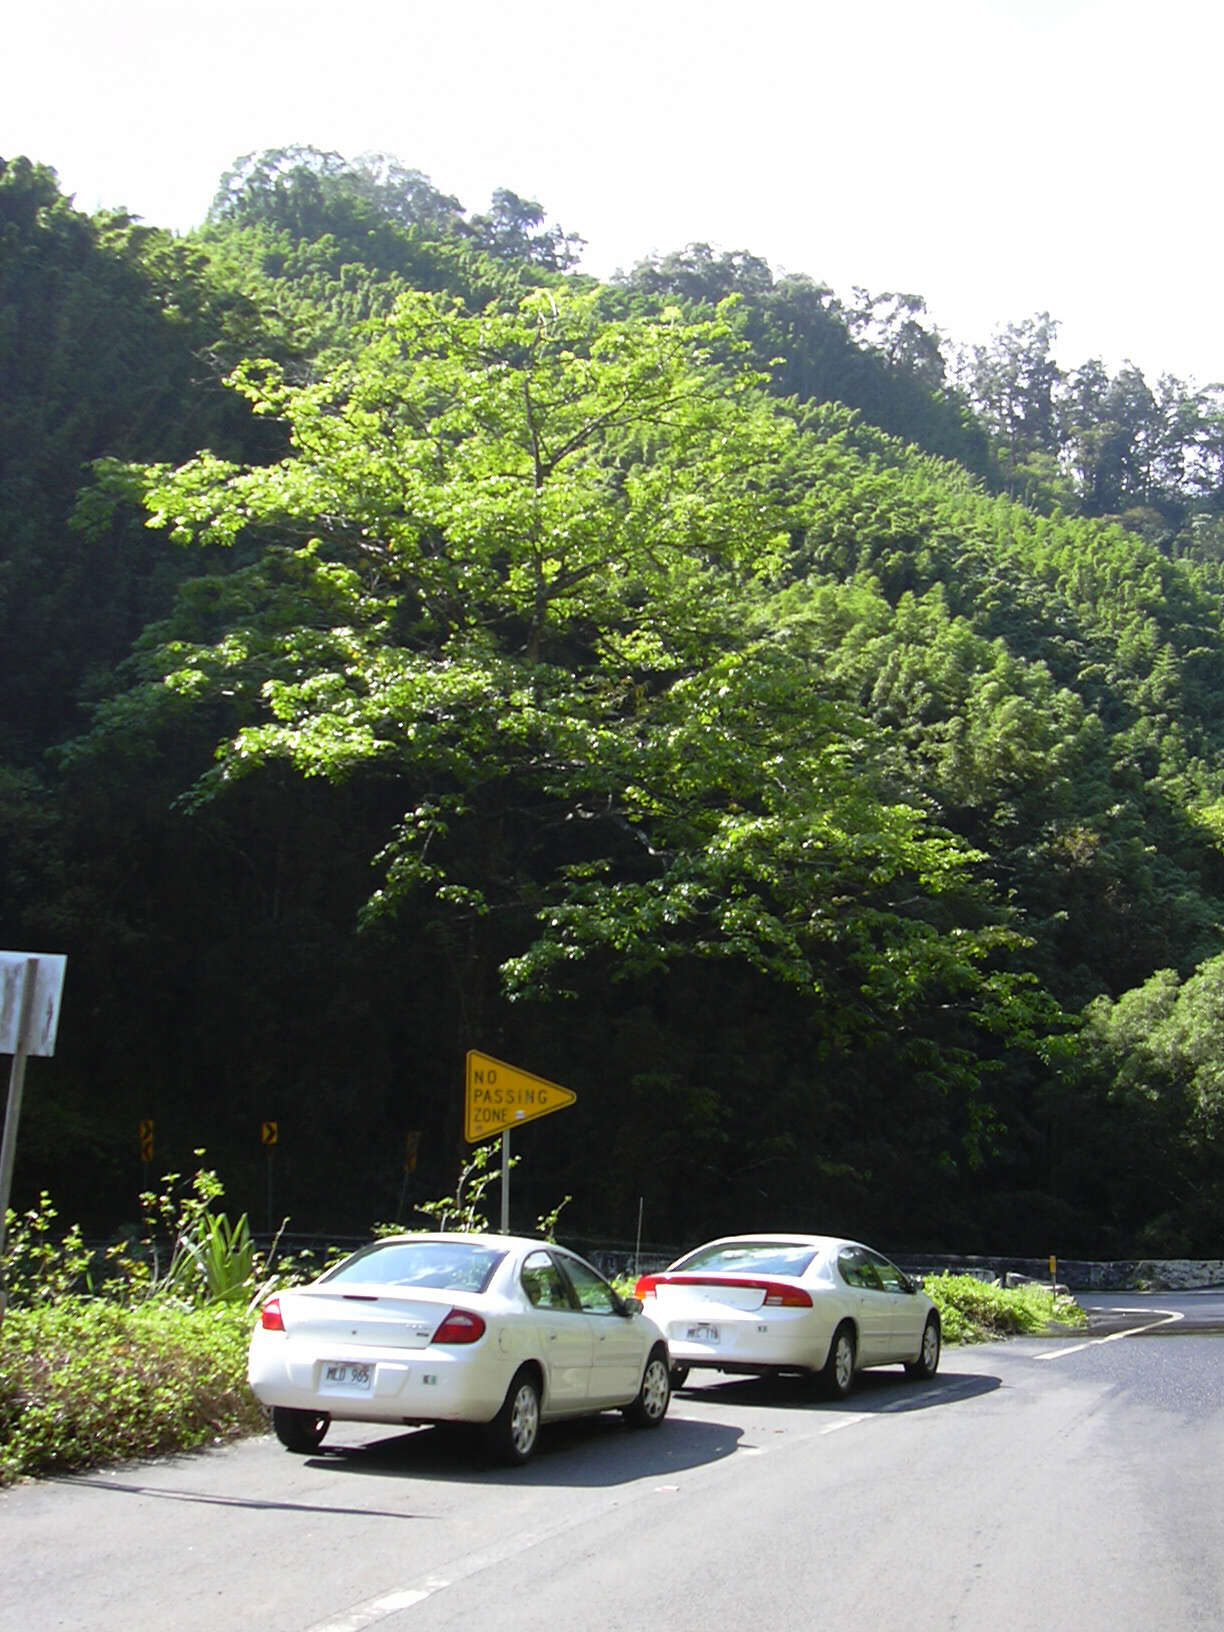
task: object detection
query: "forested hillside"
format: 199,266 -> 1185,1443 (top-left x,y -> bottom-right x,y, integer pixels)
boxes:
3,148 -> 1224,1259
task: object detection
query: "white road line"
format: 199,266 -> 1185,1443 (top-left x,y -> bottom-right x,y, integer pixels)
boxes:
303,1581 -> 448,1631
300,1521 -> 557,1632
819,1412 -> 871,1435
1035,1307 -> 1184,1360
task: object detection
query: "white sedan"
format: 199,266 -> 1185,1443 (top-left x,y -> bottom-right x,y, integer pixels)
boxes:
635,1234 -> 940,1396
249,1232 -> 671,1464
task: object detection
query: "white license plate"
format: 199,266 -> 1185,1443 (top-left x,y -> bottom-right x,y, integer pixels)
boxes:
321,1361 -> 373,1392
685,1324 -> 720,1342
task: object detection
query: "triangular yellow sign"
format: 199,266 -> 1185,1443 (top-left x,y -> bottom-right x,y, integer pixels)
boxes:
464,1051 -> 576,1143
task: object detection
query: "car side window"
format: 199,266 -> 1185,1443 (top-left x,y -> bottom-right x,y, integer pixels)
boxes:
837,1248 -> 863,1288
867,1251 -> 909,1293
556,1253 -> 618,1315
838,1247 -> 883,1291
521,1251 -> 577,1311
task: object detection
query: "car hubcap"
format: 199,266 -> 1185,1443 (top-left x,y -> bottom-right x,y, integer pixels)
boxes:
836,1338 -> 853,1388
924,1325 -> 938,1367
510,1386 -> 539,1455
642,1360 -> 668,1419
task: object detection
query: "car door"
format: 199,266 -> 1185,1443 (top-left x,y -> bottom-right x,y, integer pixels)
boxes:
519,1249 -> 594,1410
836,1246 -> 891,1364
865,1248 -> 927,1359
555,1251 -> 645,1406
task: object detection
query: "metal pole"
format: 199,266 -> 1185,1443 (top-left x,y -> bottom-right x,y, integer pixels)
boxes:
0,957 -> 40,1321
500,1129 -> 510,1234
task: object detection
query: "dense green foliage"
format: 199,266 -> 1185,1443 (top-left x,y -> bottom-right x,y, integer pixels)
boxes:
920,1272 -> 1084,1344
4,147 -> 1224,1261
0,1170 -> 286,1483
0,1300 -> 263,1482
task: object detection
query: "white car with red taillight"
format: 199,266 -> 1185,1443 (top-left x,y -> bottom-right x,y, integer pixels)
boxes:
635,1234 -> 940,1397
248,1232 -> 670,1464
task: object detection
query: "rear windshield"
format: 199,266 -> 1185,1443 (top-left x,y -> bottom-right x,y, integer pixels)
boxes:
670,1241 -> 822,1278
322,1240 -> 506,1293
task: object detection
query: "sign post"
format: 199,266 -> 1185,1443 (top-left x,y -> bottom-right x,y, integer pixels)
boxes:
464,1051 -> 576,1233
261,1121 -> 278,1233
0,952 -> 68,1322
396,1131 -> 422,1224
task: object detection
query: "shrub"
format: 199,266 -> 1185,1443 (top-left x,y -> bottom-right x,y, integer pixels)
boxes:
922,1272 -> 1085,1342
0,1299 -> 263,1484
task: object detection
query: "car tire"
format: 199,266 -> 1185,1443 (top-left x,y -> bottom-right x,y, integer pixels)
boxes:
905,1314 -> 941,1380
624,1349 -> 671,1428
668,1364 -> 690,1391
820,1322 -> 857,1398
486,1367 -> 542,1465
271,1406 -> 329,1453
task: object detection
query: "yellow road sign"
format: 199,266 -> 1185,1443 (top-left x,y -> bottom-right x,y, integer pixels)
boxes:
138,1119 -> 154,1162
261,1120 -> 278,1147
465,1051 -> 576,1143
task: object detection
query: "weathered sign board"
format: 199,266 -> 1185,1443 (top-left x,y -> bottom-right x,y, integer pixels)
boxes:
1,952 -> 68,1319
0,953 -> 66,1057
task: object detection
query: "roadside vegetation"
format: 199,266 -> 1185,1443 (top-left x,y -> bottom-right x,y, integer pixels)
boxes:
921,1272 -> 1085,1344
0,1169 -> 283,1485
1,1163 -> 1085,1486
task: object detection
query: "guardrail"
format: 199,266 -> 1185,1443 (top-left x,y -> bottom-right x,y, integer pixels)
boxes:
79,1232 -> 1224,1293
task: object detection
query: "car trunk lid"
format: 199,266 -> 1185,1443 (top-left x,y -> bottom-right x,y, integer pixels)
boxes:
276,1284 -> 467,1349
636,1275 -> 812,1312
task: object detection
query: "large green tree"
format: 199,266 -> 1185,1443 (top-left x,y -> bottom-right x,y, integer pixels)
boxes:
77,288 -> 1042,1196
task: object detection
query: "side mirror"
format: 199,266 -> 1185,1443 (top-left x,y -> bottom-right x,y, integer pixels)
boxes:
619,1295 -> 644,1316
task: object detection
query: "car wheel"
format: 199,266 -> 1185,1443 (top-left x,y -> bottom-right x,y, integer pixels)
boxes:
905,1314 -> 941,1380
271,1406 -> 329,1453
821,1323 -> 857,1398
624,1349 -> 671,1428
486,1368 -> 542,1465
668,1364 -> 690,1391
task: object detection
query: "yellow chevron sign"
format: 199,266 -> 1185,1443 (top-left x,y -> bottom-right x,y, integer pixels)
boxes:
464,1051 -> 576,1143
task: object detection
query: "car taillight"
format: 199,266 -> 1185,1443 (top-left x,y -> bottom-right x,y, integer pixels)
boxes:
260,1296 -> 285,1331
760,1282 -> 812,1307
431,1308 -> 487,1345
635,1276 -> 659,1299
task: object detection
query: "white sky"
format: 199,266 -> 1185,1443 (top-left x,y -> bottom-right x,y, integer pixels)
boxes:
4,0 -> 1221,385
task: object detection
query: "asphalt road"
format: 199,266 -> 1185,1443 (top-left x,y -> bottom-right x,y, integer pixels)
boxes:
4,1290 -> 1223,1632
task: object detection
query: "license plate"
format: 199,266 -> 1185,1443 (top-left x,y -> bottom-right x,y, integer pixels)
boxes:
685,1324 -> 719,1342
321,1361 -> 373,1391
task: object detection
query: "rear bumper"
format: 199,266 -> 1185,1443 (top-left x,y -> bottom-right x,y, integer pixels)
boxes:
248,1329 -> 509,1425
657,1316 -> 831,1374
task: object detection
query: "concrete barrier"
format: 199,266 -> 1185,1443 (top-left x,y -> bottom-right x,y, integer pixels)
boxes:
582,1243 -> 1224,1293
